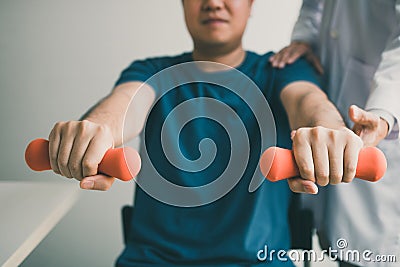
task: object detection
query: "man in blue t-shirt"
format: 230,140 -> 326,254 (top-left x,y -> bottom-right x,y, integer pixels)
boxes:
45,1 -> 363,266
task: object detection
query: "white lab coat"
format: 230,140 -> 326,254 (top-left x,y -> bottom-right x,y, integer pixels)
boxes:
291,1 -> 400,266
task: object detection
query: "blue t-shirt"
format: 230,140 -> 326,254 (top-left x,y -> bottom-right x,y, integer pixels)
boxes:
115,51 -> 319,267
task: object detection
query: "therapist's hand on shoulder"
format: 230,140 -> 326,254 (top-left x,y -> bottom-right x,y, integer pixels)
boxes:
287,126 -> 363,194
270,41 -> 324,74
48,120 -> 116,191
349,105 -> 389,147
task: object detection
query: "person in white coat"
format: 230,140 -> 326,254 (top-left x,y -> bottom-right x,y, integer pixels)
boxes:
271,1 -> 400,266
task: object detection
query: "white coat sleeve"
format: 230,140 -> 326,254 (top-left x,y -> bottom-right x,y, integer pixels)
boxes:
290,0 -> 324,48
365,0 -> 400,139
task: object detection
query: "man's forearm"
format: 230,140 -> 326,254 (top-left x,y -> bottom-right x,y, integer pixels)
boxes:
298,91 -> 345,129
281,82 -> 346,130
80,89 -> 133,147
80,82 -> 155,147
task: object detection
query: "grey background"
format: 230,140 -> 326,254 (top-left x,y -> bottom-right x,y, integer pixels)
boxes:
0,1 -> 336,267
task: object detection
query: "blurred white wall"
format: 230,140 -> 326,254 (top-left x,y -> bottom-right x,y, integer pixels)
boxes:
0,0 -> 302,266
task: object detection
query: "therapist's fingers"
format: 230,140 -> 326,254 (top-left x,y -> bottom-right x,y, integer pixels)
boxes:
349,105 -> 379,128
277,50 -> 294,68
270,48 -> 289,67
286,49 -> 308,64
270,42 -> 324,75
270,46 -> 297,67
307,54 -> 324,75
279,47 -> 308,68
349,105 -> 389,147
277,44 -> 308,67
270,42 -> 310,67
80,175 -> 115,191
287,178 -> 318,194
285,43 -> 313,64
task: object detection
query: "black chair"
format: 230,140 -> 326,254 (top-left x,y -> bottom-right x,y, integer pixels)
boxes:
289,193 -> 314,267
121,205 -> 134,245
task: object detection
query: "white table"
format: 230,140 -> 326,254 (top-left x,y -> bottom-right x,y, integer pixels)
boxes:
0,181 -> 80,267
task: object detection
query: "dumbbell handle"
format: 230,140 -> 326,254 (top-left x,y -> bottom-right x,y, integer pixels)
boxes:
25,139 -> 141,181
260,146 -> 387,182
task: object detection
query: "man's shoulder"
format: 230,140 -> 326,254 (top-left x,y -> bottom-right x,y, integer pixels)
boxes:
245,51 -> 274,61
241,51 -> 275,72
133,52 -> 192,70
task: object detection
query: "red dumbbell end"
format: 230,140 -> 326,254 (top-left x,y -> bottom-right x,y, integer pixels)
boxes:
25,138 -> 51,171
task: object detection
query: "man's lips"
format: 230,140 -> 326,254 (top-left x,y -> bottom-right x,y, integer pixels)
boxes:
202,18 -> 229,25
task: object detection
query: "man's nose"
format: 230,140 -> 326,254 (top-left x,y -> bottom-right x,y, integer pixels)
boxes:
202,0 -> 224,12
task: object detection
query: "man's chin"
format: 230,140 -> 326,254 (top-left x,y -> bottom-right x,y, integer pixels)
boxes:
195,38 -> 231,49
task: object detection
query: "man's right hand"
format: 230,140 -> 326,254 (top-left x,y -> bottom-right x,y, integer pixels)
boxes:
269,41 -> 324,74
48,120 -> 115,191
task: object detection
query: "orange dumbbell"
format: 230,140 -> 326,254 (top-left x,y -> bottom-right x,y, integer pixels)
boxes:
260,146 -> 387,182
25,138 -> 141,181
